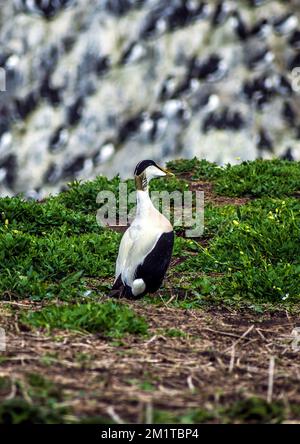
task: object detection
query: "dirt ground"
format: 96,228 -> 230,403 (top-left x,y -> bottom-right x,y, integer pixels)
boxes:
189,180 -> 251,207
1,300 -> 299,423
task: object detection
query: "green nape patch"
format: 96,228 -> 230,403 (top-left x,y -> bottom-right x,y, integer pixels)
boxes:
168,158 -> 300,197
22,300 -> 148,336
152,397 -> 299,424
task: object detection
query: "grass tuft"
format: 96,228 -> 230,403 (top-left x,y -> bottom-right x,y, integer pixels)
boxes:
168,158 -> 300,197
22,301 -> 148,336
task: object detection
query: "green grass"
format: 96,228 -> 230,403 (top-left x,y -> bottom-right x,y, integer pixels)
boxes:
1,159 -> 299,425
215,160 -> 300,197
0,197 -> 100,235
0,374 -> 66,424
0,172 -> 186,301
1,379 -> 298,424
0,159 -> 299,307
168,158 -> 223,180
168,158 -> 300,197
0,377 -> 10,396
152,397 -> 300,424
22,300 -> 148,336
164,328 -> 187,338
0,398 -> 65,424
0,227 -> 120,300
170,197 -> 300,306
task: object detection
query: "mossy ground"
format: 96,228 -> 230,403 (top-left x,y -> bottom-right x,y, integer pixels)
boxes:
0,159 -> 299,423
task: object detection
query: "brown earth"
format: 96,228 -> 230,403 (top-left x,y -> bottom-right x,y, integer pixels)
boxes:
189,180 -> 251,206
0,299 -> 299,423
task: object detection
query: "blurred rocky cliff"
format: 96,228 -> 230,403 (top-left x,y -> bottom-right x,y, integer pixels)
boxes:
0,0 -> 300,197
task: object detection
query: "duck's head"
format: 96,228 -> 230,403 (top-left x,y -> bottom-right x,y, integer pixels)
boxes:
134,160 -> 174,191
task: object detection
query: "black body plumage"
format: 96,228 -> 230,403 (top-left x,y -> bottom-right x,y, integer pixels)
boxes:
109,232 -> 174,299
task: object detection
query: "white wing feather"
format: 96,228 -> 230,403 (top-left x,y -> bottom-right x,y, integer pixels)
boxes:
115,228 -> 132,280
115,224 -> 161,286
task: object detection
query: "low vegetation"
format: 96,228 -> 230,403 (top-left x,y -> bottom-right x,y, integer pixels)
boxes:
1,159 -> 299,307
23,301 -> 148,336
0,158 -> 299,423
168,158 -> 300,197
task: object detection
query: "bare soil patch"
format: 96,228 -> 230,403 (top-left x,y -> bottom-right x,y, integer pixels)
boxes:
189,180 -> 250,206
1,301 -> 299,423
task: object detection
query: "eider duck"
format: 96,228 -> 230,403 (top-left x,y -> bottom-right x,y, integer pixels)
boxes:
109,160 -> 174,299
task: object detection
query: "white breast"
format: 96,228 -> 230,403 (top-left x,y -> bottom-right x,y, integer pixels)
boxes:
115,190 -> 172,287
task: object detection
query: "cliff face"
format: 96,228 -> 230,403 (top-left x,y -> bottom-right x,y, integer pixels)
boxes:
0,0 -> 300,197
